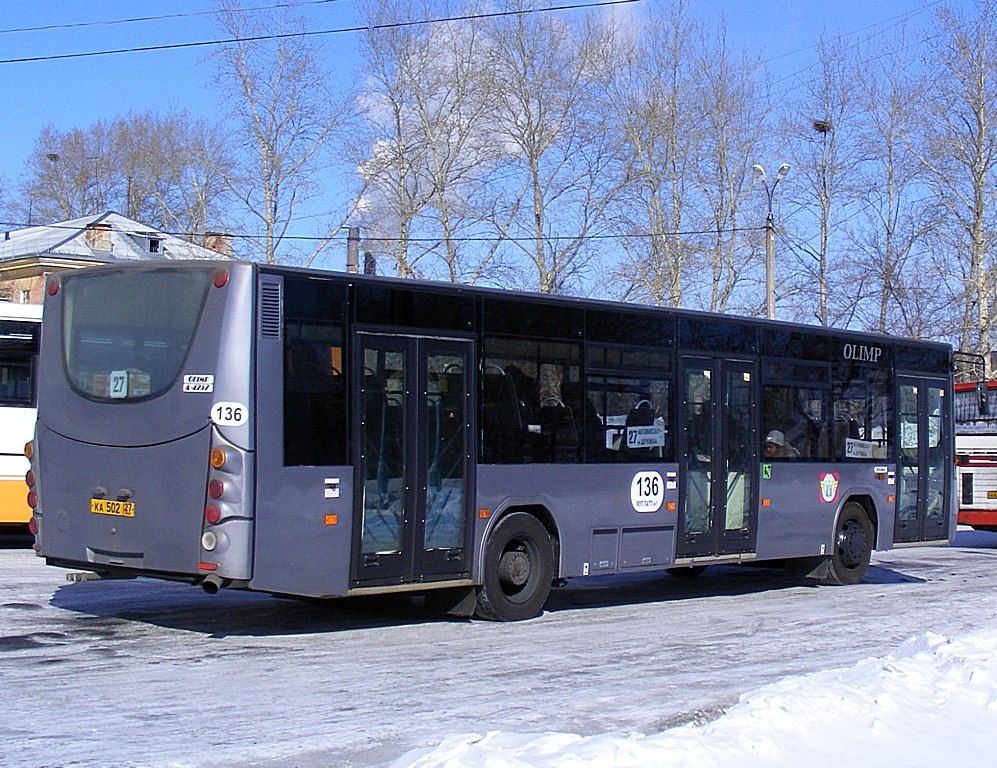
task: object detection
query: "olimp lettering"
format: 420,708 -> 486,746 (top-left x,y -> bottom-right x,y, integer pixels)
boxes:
842,342 -> 883,364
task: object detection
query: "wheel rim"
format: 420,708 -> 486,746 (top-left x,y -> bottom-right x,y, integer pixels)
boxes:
497,539 -> 537,602
837,518 -> 867,569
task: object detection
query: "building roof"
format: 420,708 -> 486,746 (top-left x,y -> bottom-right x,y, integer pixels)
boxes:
0,211 -> 230,264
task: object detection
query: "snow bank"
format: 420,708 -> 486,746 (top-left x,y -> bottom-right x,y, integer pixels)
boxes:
394,626 -> 997,767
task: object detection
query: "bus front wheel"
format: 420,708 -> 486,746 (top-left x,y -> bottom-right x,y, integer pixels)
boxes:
475,513 -> 554,621
823,501 -> 874,586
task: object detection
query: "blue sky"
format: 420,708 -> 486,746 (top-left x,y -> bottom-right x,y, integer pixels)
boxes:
0,0 -> 952,237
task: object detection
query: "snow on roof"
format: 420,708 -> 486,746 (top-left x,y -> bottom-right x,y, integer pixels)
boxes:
0,211 -> 230,263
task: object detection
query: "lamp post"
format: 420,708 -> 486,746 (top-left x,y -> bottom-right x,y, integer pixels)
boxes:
752,162 -> 790,320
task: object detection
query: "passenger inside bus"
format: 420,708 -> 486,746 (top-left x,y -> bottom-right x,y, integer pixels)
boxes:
763,430 -> 800,459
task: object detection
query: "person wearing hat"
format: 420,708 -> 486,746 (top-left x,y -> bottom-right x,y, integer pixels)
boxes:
764,429 -> 799,458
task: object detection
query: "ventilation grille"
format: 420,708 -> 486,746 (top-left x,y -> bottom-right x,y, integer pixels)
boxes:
260,282 -> 282,339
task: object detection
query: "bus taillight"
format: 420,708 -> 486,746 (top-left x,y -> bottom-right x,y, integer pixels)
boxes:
212,268 -> 229,289
24,440 -> 41,552
198,426 -> 253,588
210,447 -> 227,469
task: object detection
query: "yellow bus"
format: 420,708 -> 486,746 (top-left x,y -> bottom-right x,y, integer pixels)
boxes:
1,302 -> 41,530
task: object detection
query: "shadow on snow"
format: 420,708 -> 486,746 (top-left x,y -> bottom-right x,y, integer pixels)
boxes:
43,555 -> 931,639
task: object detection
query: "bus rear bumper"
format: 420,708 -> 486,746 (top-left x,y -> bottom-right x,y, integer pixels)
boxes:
958,510 -> 997,530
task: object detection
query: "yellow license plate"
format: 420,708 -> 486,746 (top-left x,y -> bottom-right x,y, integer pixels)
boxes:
90,498 -> 136,518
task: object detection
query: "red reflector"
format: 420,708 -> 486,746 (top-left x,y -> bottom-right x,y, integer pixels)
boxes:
26,490 -> 37,509
213,268 -> 229,288
208,479 -> 224,499
28,516 -> 38,536
25,469 -> 35,488
205,504 -> 221,525
199,562 -> 218,571
47,279 -> 60,296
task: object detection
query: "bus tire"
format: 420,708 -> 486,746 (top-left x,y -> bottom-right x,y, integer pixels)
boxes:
823,501 -> 874,586
475,512 -> 554,621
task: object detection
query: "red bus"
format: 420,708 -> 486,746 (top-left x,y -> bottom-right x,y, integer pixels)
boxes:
954,380 -> 997,531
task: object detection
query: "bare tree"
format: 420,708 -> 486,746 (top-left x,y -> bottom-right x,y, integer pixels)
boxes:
13,113 -> 232,237
481,0 -> 620,295
353,0 -> 430,278
212,0 -> 343,264
910,0 -> 997,360
598,0 -> 700,307
15,123 -> 115,223
114,113 -> 235,239
354,0 -> 501,282
842,24 -> 944,337
689,20 -> 770,314
781,35 -> 863,326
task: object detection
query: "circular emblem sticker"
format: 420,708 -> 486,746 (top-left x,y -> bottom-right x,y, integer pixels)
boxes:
631,471 -> 664,513
819,471 -> 840,504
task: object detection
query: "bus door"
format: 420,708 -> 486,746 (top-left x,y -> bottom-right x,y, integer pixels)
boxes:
895,376 -> 950,542
353,333 -> 474,585
676,357 -> 758,559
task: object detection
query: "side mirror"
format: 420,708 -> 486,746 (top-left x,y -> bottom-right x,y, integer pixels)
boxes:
979,381 -> 990,416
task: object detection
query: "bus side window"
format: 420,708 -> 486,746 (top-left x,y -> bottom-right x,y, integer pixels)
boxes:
762,379 -> 828,461
283,326 -> 348,467
481,366 -> 523,463
585,376 -> 672,463
482,338 -> 580,464
832,368 -> 892,461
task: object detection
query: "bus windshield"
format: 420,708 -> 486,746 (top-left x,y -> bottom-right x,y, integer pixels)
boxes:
62,267 -> 213,401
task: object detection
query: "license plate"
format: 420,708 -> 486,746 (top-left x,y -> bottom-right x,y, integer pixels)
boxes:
91,498 -> 136,518
988,491 -> 997,500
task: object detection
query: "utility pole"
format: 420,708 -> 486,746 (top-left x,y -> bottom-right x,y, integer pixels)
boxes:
752,163 -> 790,320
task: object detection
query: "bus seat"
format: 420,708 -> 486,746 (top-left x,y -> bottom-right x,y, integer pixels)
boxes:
626,400 -> 655,427
540,398 -> 579,462
832,418 -> 850,458
483,370 -> 524,462
624,400 -> 658,456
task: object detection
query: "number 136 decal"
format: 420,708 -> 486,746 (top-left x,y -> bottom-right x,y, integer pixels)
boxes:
211,401 -> 248,426
630,471 -> 664,513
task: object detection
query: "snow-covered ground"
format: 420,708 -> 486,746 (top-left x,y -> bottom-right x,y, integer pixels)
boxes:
3,528 -> 997,767
395,627 -> 997,767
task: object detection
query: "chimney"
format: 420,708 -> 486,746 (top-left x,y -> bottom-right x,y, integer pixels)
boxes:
203,232 -> 234,257
346,227 -> 360,273
85,222 -> 113,253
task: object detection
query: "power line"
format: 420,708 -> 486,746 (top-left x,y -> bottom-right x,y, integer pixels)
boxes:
0,0 -> 644,65
0,1 -> 351,36
0,219 -> 764,246
763,0 -> 943,104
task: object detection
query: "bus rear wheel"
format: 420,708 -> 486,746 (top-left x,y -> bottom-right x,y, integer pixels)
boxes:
823,501 -> 874,586
475,512 -> 554,621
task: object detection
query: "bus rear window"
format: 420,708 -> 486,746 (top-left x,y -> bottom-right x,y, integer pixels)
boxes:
62,268 -> 213,400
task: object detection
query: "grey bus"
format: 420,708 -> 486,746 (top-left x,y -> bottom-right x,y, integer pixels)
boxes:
27,262 -> 955,620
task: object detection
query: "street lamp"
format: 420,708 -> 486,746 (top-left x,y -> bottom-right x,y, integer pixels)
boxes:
752,162 -> 790,320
